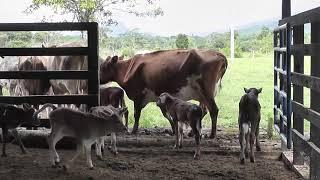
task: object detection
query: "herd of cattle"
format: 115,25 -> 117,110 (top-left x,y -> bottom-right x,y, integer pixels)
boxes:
0,42 -> 263,170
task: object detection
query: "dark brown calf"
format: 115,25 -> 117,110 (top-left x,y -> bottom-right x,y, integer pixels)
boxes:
0,104 -> 40,157
100,87 -> 128,128
156,93 -> 203,159
238,88 -> 262,164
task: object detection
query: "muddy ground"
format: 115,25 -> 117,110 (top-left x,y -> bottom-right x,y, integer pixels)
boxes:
0,128 -> 302,180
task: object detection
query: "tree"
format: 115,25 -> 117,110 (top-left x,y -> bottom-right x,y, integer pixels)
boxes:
175,34 -> 189,49
25,0 -> 163,26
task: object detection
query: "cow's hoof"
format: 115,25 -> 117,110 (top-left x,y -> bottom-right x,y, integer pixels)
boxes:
179,144 -> 183,149
187,130 -> 194,137
89,167 -> 94,170
245,152 -> 249,158
256,146 -> 261,152
250,157 -> 255,163
97,156 -> 103,161
173,145 -> 179,150
193,154 -> 200,160
112,151 -> 118,156
240,159 -> 245,164
62,165 -> 68,171
209,133 -> 216,139
21,150 -> 28,154
1,154 -> 7,157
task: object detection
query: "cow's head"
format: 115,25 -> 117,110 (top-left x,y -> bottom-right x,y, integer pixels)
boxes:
100,55 -> 123,84
244,87 -> 262,97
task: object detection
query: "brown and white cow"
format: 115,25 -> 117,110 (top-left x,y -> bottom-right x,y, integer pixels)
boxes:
100,49 -> 228,138
46,42 -> 88,96
15,56 -> 51,98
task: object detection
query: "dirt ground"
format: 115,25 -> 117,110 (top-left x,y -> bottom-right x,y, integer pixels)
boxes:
0,128 -> 302,180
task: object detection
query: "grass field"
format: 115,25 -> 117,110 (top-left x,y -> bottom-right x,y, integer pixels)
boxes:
122,55 -> 276,129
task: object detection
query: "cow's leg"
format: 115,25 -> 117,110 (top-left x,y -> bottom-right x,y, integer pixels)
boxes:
206,98 -> 219,139
239,126 -> 246,164
255,120 -> 261,152
132,101 -> 143,134
1,126 -> 8,157
11,129 -> 27,154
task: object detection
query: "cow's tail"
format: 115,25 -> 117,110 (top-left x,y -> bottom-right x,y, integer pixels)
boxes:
33,103 -> 57,120
217,53 -> 228,91
120,91 -> 129,128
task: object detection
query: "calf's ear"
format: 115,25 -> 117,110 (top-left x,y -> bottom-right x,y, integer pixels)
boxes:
244,88 -> 249,93
257,88 -> 262,94
119,107 -> 128,115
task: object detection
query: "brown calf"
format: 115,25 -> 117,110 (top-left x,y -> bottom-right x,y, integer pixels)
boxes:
0,104 -> 39,157
100,86 -> 129,128
156,93 -> 203,159
238,88 -> 262,164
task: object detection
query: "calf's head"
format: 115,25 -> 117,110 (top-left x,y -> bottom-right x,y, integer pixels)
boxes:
108,107 -> 128,133
156,93 -> 173,108
100,56 -> 124,85
244,87 -> 262,98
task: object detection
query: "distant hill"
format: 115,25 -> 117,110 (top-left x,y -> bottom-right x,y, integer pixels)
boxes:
109,22 -> 129,36
237,19 -> 278,36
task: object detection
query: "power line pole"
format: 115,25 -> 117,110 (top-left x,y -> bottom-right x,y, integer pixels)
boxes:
230,26 -> 235,63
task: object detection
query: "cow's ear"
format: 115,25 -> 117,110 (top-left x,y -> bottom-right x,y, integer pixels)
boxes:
244,88 -> 249,93
257,88 -> 262,94
111,56 -> 118,64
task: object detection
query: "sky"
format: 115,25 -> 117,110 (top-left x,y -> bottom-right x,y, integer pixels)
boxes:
0,0 -> 319,36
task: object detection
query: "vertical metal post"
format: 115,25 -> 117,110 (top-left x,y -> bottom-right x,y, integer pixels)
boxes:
286,24 -> 292,149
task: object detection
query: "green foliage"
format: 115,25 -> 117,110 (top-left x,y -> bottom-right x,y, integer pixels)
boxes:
175,34 -> 189,49
25,0 -> 163,26
121,47 -> 135,58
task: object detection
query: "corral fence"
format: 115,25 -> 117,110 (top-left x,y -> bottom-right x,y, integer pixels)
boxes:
274,4 -> 320,180
0,22 -> 99,128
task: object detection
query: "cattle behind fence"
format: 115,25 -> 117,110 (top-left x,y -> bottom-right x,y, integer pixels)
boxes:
274,6 -> 320,180
0,22 -> 99,128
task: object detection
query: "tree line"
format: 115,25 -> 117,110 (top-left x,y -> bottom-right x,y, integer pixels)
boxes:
0,26 -> 276,59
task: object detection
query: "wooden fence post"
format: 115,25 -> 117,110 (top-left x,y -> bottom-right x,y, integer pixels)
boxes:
310,22 -> 320,180
292,25 -> 304,165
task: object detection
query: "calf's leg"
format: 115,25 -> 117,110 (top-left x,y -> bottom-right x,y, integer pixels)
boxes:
11,129 -> 27,154
1,126 -> 8,157
249,132 -> 255,163
48,128 -> 64,167
110,133 -> 118,155
63,143 -> 83,171
178,122 -> 183,148
174,121 -> 179,149
193,124 -> 201,160
84,142 -> 94,169
95,137 -> 103,160
255,121 -> 261,151
239,126 -> 246,164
